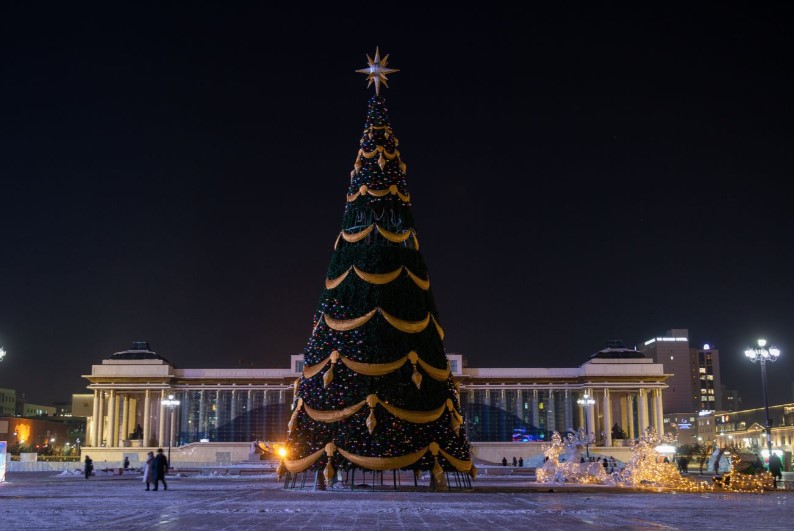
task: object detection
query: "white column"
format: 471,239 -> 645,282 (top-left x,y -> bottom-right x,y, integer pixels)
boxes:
563,389 -> 572,431
620,395 -> 628,436
602,388 -> 612,448
546,390 -> 555,433
586,389 -> 596,443
158,390 -> 166,447
655,389 -> 664,435
638,388 -> 649,436
198,390 -> 207,437
107,390 -> 117,447
91,390 -> 100,446
143,390 -> 151,446
120,394 -> 130,442
650,389 -> 659,434
626,394 -> 635,439
231,390 -> 238,422
531,389 -> 539,432
169,408 -> 176,448
128,397 -> 137,439
578,399 -> 585,429
515,390 -> 523,421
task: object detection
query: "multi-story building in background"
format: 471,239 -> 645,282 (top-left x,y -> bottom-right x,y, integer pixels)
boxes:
721,385 -> 741,412
0,388 -> 16,416
641,329 -> 723,422
18,403 -> 56,417
691,343 -> 722,412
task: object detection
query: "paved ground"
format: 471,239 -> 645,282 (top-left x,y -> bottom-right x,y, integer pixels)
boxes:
0,472 -> 792,529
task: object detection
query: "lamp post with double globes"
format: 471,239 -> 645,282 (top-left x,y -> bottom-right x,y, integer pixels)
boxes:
744,339 -> 781,455
161,394 -> 181,470
577,393 -> 596,459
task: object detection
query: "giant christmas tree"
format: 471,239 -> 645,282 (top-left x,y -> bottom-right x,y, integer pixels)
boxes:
280,49 -> 473,489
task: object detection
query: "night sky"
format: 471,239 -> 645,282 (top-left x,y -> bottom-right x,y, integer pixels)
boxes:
1,3 -> 792,409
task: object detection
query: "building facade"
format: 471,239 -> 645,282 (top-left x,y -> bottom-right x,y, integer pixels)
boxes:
81,343 -> 670,464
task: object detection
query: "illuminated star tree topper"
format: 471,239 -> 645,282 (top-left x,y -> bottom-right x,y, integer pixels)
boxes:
355,47 -> 399,95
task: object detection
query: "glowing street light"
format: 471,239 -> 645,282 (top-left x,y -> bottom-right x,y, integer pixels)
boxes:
577,393 -> 596,458
161,394 -> 181,469
744,338 -> 781,455
0,347 -> 6,362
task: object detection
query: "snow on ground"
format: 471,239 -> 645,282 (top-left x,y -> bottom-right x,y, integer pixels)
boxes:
0,472 -> 791,529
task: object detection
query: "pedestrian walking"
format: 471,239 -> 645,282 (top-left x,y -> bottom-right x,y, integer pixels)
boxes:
501,457 -> 507,466
84,455 -> 93,479
512,456 -> 517,466
143,451 -> 154,490
152,448 -> 168,491
123,456 -> 130,470
768,452 -> 783,489
518,457 -> 524,467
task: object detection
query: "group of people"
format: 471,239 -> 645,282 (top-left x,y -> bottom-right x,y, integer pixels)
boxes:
501,456 -> 524,467
601,456 -> 619,473
83,448 -> 169,491
143,449 -> 169,491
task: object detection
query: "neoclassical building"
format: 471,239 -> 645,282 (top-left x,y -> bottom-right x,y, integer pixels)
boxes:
82,343 -> 669,464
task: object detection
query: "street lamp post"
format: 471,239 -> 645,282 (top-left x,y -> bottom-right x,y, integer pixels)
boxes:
577,393 -> 596,459
161,394 -> 181,470
744,339 -> 781,455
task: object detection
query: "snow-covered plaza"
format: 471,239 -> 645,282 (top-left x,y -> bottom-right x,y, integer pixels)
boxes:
0,471 -> 791,529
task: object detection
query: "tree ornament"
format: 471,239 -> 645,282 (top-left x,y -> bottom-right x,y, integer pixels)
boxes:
377,152 -> 386,171
411,366 -> 422,389
355,47 -> 399,95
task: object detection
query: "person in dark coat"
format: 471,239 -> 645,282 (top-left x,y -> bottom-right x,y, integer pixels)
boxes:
123,456 -> 130,470
501,457 -> 507,466
152,448 -> 168,491
768,452 -> 783,488
512,456 -> 517,466
84,455 -> 93,479
518,457 -> 524,467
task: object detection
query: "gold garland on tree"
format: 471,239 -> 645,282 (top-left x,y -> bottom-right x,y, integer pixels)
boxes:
334,224 -> 420,250
302,349 -> 450,389
321,308 -> 444,339
325,265 -> 430,290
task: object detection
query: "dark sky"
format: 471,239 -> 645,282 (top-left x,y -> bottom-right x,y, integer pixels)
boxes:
1,3 -> 792,408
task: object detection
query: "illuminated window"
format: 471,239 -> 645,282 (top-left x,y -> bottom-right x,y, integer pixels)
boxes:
699,368 -> 706,374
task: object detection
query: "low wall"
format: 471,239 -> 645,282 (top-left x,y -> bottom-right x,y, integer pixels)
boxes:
80,442 -> 258,468
8,461 -> 83,472
69,441 -> 637,469
471,441 -> 634,466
